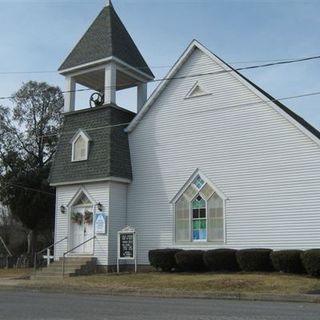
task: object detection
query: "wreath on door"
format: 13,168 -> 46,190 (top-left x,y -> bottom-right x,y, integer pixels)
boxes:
84,210 -> 93,224
71,212 -> 83,225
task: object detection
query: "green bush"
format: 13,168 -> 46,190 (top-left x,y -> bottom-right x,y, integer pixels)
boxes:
236,249 -> 273,272
148,249 -> 183,272
203,249 -> 239,271
301,249 -> 320,277
175,250 -> 206,272
271,250 -> 304,274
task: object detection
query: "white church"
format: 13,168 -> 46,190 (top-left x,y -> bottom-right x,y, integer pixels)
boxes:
49,1 -> 320,272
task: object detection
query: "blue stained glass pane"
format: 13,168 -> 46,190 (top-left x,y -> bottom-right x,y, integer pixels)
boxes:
194,175 -> 205,189
199,229 -> 207,240
193,230 -> 200,240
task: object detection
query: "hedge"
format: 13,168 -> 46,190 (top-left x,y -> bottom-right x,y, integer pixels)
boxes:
301,249 -> 320,277
175,250 -> 206,272
236,249 -> 273,272
203,249 -> 239,271
271,250 -> 304,274
148,249 -> 183,272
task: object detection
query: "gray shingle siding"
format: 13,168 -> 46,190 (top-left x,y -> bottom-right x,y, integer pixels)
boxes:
58,4 -> 154,78
49,105 -> 135,185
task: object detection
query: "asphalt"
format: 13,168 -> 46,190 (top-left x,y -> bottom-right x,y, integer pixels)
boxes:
1,277 -> 320,304
0,290 -> 320,320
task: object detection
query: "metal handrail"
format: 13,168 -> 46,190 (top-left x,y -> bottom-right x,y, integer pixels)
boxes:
62,235 -> 96,277
0,236 -> 12,257
33,236 -> 68,272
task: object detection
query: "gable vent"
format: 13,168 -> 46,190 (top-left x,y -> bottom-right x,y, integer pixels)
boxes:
185,82 -> 210,99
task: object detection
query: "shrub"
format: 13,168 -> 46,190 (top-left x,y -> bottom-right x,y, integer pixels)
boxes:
301,249 -> 320,277
271,250 -> 304,274
148,249 -> 183,272
175,250 -> 206,272
236,248 -> 273,272
203,249 -> 239,271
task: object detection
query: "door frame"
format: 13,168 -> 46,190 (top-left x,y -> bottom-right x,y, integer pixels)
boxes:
67,187 -> 96,255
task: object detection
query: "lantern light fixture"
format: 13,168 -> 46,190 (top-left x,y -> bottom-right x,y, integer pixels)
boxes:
60,205 -> 66,214
97,202 -> 103,211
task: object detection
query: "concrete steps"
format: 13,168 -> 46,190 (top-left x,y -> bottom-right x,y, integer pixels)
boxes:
31,256 -> 97,280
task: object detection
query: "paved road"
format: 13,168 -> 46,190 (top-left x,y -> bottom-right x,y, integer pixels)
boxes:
0,290 -> 319,320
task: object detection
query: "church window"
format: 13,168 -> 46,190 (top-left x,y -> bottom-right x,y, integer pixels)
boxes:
174,172 -> 225,243
71,129 -> 91,162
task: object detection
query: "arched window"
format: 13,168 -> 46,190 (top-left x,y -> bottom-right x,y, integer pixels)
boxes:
174,173 -> 225,243
71,129 -> 91,162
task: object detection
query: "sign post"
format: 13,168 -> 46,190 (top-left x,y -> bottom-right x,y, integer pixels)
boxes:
117,226 -> 136,273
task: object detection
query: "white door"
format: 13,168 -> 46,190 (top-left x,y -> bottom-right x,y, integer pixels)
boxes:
70,205 -> 94,254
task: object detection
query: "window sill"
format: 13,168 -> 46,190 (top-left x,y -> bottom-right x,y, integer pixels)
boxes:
175,241 -> 225,246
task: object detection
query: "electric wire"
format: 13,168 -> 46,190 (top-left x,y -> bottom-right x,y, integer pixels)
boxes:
0,54 -> 320,101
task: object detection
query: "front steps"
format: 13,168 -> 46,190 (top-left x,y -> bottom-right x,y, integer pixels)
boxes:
31,256 -> 97,280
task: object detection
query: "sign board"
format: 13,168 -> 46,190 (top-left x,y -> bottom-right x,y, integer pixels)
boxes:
119,233 -> 134,258
117,226 -> 136,273
95,213 -> 107,234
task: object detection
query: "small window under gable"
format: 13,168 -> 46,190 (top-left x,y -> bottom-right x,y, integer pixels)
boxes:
73,192 -> 91,206
71,129 -> 91,162
185,81 -> 210,99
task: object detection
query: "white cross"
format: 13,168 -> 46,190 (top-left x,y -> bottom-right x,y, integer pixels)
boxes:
42,248 -> 54,266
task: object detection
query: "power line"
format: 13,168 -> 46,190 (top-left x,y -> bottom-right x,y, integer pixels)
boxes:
2,182 -> 55,196
30,89 -> 320,139
0,54 -> 320,101
0,54 -> 318,75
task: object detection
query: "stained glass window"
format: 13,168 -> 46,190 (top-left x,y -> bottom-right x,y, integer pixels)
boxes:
175,173 -> 224,243
193,175 -> 205,189
191,195 -> 207,241
207,193 -> 224,241
175,195 -> 190,242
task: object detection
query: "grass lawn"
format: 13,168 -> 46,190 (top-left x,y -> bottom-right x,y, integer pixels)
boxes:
20,272 -> 320,295
0,268 -> 33,279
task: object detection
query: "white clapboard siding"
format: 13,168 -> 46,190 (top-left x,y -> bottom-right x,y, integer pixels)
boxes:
127,47 -> 320,264
54,182 -> 110,265
108,182 -> 128,266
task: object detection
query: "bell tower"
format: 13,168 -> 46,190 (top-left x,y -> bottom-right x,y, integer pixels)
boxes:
58,1 -> 154,113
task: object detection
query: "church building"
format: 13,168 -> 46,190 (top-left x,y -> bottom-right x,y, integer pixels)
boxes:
50,1 -> 320,271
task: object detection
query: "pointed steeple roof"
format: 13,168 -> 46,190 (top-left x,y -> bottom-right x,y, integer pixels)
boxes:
58,2 -> 154,78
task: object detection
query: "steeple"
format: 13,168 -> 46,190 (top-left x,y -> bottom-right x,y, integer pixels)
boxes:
59,3 -> 154,112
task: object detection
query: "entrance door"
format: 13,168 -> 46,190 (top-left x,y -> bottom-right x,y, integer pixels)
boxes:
70,193 -> 94,254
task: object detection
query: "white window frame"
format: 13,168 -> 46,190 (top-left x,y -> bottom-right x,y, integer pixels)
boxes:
171,169 -> 227,245
70,129 -> 91,162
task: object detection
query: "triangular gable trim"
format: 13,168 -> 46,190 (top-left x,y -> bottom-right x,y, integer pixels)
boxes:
170,168 -> 227,204
185,81 -> 211,99
67,186 -> 96,208
125,40 -> 320,148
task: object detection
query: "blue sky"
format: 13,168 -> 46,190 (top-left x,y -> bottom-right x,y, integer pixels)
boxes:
0,0 -> 320,128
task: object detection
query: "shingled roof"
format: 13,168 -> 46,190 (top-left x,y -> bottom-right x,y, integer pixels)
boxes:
49,105 -> 135,185
58,2 -> 154,78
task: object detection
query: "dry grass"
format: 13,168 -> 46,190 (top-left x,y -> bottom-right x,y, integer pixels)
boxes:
24,272 -> 320,295
0,268 -> 33,279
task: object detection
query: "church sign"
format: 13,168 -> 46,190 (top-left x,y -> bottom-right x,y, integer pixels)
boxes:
95,213 -> 107,234
117,226 -> 136,273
